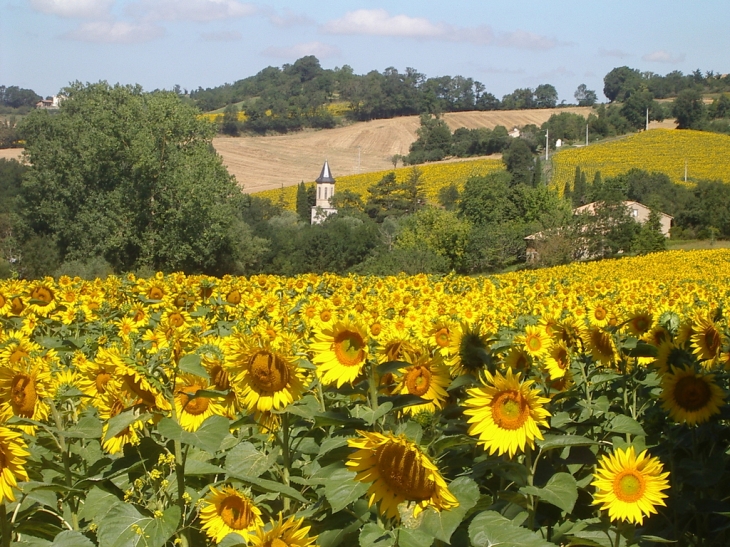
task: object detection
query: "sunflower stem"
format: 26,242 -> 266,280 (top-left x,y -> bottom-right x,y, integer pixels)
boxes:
169,382 -> 190,546
525,446 -> 536,530
282,413 -> 291,513
368,361 -> 379,420
47,399 -> 79,531
1,504 -> 11,547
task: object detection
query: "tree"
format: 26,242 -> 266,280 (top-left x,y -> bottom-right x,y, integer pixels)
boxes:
603,66 -> 642,102
708,94 -> 730,119
296,181 -> 310,222
406,114 -> 452,164
632,208 -> 667,254
458,171 -> 517,226
220,103 -> 240,136
672,88 -> 707,129
401,167 -> 426,214
438,183 -> 460,210
365,172 -> 409,222
17,81 -> 244,275
574,84 -> 598,106
502,138 -> 535,186
534,84 -> 558,108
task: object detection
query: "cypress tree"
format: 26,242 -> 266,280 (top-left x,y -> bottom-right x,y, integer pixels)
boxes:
296,181 -> 309,221
533,156 -> 542,187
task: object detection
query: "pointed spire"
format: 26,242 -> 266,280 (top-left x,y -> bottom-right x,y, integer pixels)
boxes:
316,160 -> 336,184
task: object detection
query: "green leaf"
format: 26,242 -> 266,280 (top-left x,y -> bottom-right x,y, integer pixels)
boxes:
314,411 -> 366,428
218,533 -> 246,547
447,373 -> 478,391
105,410 -> 150,441
66,415 -> 103,439
520,472 -> 578,513
537,435 -> 599,451
397,528 -> 433,547
468,511 -> 553,547
178,353 -> 210,379
359,523 -> 393,547
225,442 -> 276,478
228,473 -> 307,503
352,402 -> 392,425
184,459 -> 225,475
50,531 -> 94,547
609,415 -> 645,437
79,486 -> 119,522
324,467 -> 369,513
157,415 -> 229,454
22,482 -> 60,509
421,476 -> 479,544
97,502 -> 180,547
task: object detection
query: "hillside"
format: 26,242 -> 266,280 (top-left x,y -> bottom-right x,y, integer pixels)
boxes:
552,128 -> 730,192
214,106 -> 593,194
257,157 -> 504,210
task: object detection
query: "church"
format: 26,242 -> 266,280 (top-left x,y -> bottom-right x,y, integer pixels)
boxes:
311,160 -> 338,224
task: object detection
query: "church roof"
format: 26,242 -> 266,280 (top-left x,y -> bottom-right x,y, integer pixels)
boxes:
315,160 -> 336,184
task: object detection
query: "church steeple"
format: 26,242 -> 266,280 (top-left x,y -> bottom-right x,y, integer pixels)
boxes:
311,160 -> 338,224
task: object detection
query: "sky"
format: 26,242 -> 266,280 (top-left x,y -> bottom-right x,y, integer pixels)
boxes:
2,0 -> 729,103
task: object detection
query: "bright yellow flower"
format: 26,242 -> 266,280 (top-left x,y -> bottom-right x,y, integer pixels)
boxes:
311,320 -> 369,387
199,486 -> 263,544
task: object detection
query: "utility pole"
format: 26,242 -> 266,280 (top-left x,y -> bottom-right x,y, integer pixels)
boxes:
545,129 -> 549,161
585,123 -> 588,146
645,107 -> 649,131
684,160 -> 688,183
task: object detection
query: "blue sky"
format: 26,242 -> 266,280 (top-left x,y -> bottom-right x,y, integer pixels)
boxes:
2,0 -> 728,103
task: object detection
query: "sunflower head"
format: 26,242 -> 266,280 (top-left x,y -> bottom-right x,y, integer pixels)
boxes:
311,320 -> 369,388
660,365 -> 725,425
592,446 -> 670,525
249,513 -> 317,547
346,431 -> 458,520
199,485 -> 263,544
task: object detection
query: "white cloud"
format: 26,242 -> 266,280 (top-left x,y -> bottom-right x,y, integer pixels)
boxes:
642,50 -> 685,64
201,30 -> 242,41
599,48 -> 631,59
263,41 -> 340,60
321,9 -> 562,51
266,8 -> 314,28
127,0 -> 256,22
322,9 -> 446,38
497,30 -> 560,50
29,0 -> 114,19
63,20 -> 164,43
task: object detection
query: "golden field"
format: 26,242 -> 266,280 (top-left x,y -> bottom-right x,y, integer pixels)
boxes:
552,128 -> 730,191
257,158 -> 504,209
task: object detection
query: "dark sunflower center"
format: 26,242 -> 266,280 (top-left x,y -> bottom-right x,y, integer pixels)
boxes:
11,373 -> 37,417
219,496 -> 255,530
434,328 -> 450,348
226,290 -> 241,305
375,442 -> 435,501
591,330 -> 614,358
405,367 -> 432,397
0,293 -> 5,308
614,470 -> 645,503
459,332 -> 488,371
169,313 -> 185,328
594,307 -> 607,321
632,317 -> 651,333
96,371 -> 112,394
123,374 -> 157,406
674,375 -> 712,411
704,328 -> 721,355
9,349 -> 29,364
333,331 -> 365,367
555,347 -> 569,369
147,286 -> 164,300
492,391 -> 529,430
210,365 -> 230,391
179,384 -> 209,415
249,351 -> 289,393
10,297 -> 24,315
31,286 -> 54,305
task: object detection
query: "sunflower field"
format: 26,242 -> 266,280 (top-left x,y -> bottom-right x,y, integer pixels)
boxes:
258,158 -> 504,209
2,249 -> 730,546
552,129 -> 730,192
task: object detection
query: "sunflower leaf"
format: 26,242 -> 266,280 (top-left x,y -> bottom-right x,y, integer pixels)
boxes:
537,434 -> 599,451
359,522 -> 394,547
105,410 -> 151,441
225,442 -> 276,478
397,528 -> 434,547
520,472 -> 578,513
50,531 -> 94,547
228,473 -> 307,503
609,415 -> 645,437
96,502 -> 180,547
468,510 -> 553,547
421,476 -> 479,543
178,353 -> 210,380
323,467 -> 369,513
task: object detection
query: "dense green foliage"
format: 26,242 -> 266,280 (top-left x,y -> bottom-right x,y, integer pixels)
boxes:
603,66 -> 730,102
16,82 -> 252,276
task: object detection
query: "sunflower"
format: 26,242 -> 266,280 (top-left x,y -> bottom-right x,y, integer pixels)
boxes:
394,351 -> 451,415
249,513 -> 317,547
518,325 -> 552,360
174,374 -> 225,432
585,327 -> 617,366
116,361 -> 171,412
97,384 -> 145,454
625,310 -> 654,338
311,320 -> 369,388
660,366 -> 724,425
27,281 -> 58,317
446,322 -> 492,377
231,346 -> 305,413
592,446 -> 670,525
690,315 -> 723,365
464,368 -> 551,457
653,340 -> 694,376
586,303 -> 611,328
0,358 -> 52,434
201,340 -> 240,419
199,485 -> 263,544
346,431 -> 458,520
543,341 -> 571,380
0,426 -> 29,503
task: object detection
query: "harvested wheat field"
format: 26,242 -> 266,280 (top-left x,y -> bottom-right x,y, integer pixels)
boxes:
0,148 -> 23,161
214,107 -> 593,193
